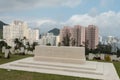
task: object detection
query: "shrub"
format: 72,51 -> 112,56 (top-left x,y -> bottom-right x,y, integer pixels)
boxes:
104,55 -> 111,61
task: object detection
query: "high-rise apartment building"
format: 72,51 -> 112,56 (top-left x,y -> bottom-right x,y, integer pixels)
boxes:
28,28 -> 39,44
60,25 -> 99,49
39,33 -> 56,46
60,25 -> 85,47
3,20 -> 39,46
71,25 -> 85,46
85,25 -> 99,49
60,26 -> 71,45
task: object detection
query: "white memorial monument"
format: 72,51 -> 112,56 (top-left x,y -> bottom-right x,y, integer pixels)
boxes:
0,46 -> 119,80
34,46 -> 86,64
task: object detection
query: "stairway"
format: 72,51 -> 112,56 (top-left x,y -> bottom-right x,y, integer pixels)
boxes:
0,57 -> 119,80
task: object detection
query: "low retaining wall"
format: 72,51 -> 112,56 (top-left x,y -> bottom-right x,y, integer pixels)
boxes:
34,46 -> 86,64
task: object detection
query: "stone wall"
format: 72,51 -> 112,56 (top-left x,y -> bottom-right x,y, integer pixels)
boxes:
34,46 -> 86,64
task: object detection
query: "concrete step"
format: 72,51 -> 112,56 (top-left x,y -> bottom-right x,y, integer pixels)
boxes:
2,57 -> 119,80
19,57 -> 97,70
18,61 -> 96,70
9,61 -> 103,75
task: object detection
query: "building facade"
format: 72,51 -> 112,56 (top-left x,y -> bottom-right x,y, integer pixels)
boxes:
60,26 -> 71,43
60,25 -> 99,49
28,28 -> 39,44
39,33 -> 56,46
3,20 -> 39,46
71,25 -> 85,46
56,35 -> 60,46
85,25 -> 99,49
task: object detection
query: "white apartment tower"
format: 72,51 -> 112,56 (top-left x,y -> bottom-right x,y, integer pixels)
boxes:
3,20 -> 39,46
39,33 -> 56,46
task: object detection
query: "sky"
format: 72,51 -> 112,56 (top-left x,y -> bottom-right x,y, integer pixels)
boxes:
0,0 -> 120,37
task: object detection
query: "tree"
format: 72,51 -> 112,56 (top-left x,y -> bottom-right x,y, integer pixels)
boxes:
26,42 -> 30,48
0,41 -> 9,53
104,54 -> 111,61
96,43 -> 104,53
14,38 -> 20,50
0,41 -> 7,48
117,48 -> 120,57
96,43 -> 112,54
62,33 -> 70,46
104,44 -> 112,54
58,42 -> 61,47
26,42 -> 38,52
32,42 -> 38,50
14,38 -> 25,54
70,38 -> 75,46
26,42 -> 31,51
76,27 -> 79,46
23,36 -> 26,40
84,40 -> 89,55
0,40 -> 11,58
27,46 -> 33,52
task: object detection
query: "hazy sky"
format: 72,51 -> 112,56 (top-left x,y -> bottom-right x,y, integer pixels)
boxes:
0,0 -> 120,36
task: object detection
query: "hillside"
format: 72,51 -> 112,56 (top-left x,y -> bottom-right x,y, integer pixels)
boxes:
0,29 -> 2,39
48,28 -> 60,36
0,21 -> 8,39
0,21 -> 7,29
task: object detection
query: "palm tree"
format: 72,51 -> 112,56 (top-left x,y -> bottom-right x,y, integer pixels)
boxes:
14,38 -> 24,54
0,40 -> 11,58
0,41 -> 7,48
14,38 -> 20,50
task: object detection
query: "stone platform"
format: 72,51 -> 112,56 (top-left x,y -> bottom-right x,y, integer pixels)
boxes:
0,57 -> 119,80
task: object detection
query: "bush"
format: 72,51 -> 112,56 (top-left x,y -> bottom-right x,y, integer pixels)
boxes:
104,55 -> 111,61
93,57 -> 101,60
46,43 -> 51,46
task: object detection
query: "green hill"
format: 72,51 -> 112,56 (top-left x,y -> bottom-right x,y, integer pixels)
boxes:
48,28 -> 60,36
0,21 -> 8,39
0,29 -> 3,39
0,21 -> 7,29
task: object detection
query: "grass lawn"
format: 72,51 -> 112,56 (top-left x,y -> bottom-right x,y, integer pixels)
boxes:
0,53 -> 94,80
0,53 -> 33,64
113,62 -> 120,78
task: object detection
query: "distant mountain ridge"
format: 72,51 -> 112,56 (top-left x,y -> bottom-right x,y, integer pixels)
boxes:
0,21 -> 8,29
48,28 -> 60,36
0,21 -> 8,38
